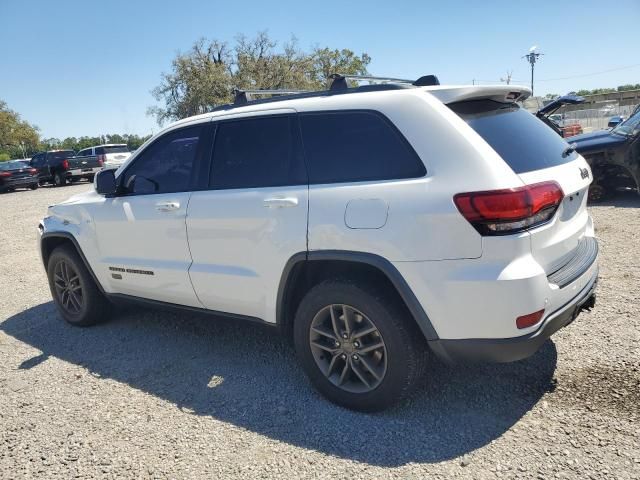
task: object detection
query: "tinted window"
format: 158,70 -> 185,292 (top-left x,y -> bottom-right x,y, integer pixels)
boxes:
47,151 -> 76,162
95,147 -> 105,155
0,161 -> 29,170
210,115 -> 305,189
77,149 -> 88,157
104,145 -> 129,154
121,125 -> 203,194
449,100 -> 578,174
299,111 -> 425,184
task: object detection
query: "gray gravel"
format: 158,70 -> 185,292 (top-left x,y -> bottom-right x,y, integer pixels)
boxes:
1,183 -> 639,479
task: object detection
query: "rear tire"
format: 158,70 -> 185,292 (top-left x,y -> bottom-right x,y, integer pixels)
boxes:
588,182 -> 611,203
53,172 -> 66,187
293,279 -> 427,412
47,245 -> 112,326
30,183 -> 38,190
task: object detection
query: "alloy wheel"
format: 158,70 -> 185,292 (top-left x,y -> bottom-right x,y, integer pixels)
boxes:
309,304 -> 388,393
53,260 -> 84,315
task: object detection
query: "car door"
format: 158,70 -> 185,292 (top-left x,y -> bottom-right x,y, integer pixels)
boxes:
31,154 -> 46,180
186,111 -> 308,323
91,122 -> 213,307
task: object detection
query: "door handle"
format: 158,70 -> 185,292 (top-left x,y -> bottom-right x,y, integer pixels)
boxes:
263,197 -> 299,208
155,201 -> 180,212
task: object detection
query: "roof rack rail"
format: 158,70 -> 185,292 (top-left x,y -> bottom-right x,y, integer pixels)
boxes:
233,88 -> 310,105
329,73 -> 440,90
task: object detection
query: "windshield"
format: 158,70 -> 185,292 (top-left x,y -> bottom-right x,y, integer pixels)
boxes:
612,108 -> 640,136
0,161 -> 29,170
49,151 -> 75,161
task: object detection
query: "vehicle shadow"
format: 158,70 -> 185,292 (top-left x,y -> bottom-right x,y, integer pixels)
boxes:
588,190 -> 640,208
1,302 -> 558,467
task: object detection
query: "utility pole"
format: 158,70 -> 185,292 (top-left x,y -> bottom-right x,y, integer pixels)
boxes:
522,46 -> 543,96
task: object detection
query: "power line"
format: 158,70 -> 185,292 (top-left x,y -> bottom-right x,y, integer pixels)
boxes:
538,63 -> 640,82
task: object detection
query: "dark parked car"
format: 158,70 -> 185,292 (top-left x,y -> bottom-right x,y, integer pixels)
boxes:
607,115 -> 625,128
0,160 -> 39,192
537,94 -> 585,138
30,150 -> 103,186
572,104 -> 640,201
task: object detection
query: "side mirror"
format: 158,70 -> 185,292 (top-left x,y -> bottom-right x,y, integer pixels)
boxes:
95,169 -> 117,195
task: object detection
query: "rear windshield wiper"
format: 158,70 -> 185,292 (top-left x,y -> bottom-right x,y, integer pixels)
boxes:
562,143 -> 577,158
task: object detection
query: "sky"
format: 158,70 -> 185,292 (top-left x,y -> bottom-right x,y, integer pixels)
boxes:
1,0 -> 639,139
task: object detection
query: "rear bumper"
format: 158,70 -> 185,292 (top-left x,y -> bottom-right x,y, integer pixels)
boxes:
429,267 -> 598,363
1,177 -> 38,189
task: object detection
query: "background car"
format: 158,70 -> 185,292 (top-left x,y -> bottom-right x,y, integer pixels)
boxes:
537,94 -> 585,138
0,160 -> 39,192
573,104 -> 640,201
607,115 -> 625,128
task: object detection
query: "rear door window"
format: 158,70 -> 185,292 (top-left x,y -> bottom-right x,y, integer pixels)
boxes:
47,151 -> 75,162
449,100 -> 577,174
299,110 -> 425,184
209,115 -> 306,189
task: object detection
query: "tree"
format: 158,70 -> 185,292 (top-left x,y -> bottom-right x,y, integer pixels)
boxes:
150,32 -> 371,125
0,100 -> 40,160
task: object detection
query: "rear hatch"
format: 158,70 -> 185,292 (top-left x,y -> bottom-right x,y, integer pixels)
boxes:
449,98 -> 592,274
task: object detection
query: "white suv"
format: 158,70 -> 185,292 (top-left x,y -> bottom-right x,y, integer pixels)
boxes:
38,76 -> 598,411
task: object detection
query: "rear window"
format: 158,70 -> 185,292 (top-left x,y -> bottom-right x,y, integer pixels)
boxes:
449,100 -> 577,174
0,161 -> 29,170
48,151 -> 75,161
299,111 -> 426,184
103,145 -> 129,154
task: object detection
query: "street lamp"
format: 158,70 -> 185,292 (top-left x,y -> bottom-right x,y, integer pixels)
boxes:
522,45 -> 543,96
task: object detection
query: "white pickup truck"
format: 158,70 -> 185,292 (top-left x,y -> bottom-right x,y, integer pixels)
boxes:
76,144 -> 132,170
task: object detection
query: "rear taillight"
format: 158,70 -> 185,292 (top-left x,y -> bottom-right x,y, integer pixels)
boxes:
29,168 -> 37,174
96,154 -> 105,166
453,181 -> 564,235
0,172 -> 11,178
62,159 -> 69,169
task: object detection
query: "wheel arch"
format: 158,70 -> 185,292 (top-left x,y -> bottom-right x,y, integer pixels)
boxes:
276,250 -> 439,342
40,231 -> 105,294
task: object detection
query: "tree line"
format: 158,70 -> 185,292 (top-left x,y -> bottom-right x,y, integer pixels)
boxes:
574,84 -> 640,97
0,100 -> 151,161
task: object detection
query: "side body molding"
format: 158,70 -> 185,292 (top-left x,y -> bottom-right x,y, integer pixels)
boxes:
276,250 -> 439,341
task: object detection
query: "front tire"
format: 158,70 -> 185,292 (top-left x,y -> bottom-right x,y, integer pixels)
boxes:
294,279 -> 427,412
47,245 -> 111,326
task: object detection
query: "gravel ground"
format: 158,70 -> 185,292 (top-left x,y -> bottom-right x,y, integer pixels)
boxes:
0,183 -> 639,479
